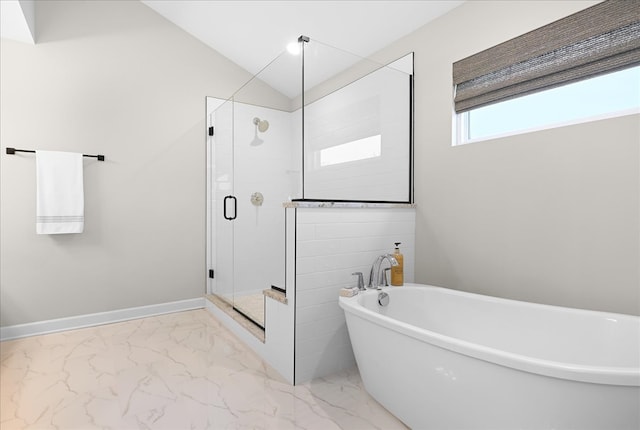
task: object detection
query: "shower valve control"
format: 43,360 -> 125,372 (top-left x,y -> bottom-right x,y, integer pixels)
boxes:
251,192 -> 264,206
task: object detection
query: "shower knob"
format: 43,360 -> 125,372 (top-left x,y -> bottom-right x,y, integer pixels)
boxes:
251,192 -> 264,206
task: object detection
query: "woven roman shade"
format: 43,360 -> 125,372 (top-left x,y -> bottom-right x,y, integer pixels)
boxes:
453,0 -> 640,113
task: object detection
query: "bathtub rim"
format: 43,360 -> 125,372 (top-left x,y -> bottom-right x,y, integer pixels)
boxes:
339,284 -> 640,387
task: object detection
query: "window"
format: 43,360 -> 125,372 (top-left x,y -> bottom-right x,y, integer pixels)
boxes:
452,0 -> 640,145
457,65 -> 640,144
319,135 -> 382,167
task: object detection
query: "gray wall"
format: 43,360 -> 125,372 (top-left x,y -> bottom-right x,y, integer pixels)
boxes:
371,0 -> 639,315
0,0 -> 255,326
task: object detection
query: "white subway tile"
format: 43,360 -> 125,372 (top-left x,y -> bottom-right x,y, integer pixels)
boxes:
296,315 -> 348,340
296,328 -> 352,357
296,223 -> 316,241
296,270 -> 368,291
296,301 -> 344,325
296,287 -> 344,308
294,207 -> 415,382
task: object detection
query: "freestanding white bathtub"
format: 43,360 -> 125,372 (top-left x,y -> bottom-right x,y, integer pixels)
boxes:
340,284 -> 640,430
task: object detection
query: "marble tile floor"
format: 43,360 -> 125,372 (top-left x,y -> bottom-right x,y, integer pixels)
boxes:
0,309 -> 408,429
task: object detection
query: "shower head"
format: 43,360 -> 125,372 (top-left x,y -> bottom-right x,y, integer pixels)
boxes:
253,117 -> 270,133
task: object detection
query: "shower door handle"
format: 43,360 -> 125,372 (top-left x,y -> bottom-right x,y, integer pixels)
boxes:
223,195 -> 237,220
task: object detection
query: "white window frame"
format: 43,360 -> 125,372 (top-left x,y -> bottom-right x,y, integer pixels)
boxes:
454,66 -> 640,146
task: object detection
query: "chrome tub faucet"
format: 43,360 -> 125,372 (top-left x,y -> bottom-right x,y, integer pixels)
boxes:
368,254 -> 398,288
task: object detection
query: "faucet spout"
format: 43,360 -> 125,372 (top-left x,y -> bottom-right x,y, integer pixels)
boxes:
368,254 -> 399,288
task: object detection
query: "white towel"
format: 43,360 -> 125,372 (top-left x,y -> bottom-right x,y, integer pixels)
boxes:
36,150 -> 84,234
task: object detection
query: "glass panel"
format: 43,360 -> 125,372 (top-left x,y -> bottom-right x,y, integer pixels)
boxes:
208,37 -> 414,331
210,47 -> 302,328
320,134 -> 381,167
211,98 -> 234,304
302,40 -> 413,202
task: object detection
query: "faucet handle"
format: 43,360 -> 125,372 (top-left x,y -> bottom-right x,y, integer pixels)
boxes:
352,272 -> 365,290
383,268 -> 391,286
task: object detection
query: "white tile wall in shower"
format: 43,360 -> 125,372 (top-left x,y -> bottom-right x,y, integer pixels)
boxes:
303,65 -> 412,202
231,103 -> 293,293
294,207 -> 415,383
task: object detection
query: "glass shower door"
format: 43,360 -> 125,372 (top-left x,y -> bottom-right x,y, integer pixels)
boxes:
212,97 -> 268,328
211,98 -> 235,306
211,98 -> 293,329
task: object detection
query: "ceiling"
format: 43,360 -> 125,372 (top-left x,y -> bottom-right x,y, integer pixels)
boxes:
0,0 -> 35,44
141,1 -> 463,76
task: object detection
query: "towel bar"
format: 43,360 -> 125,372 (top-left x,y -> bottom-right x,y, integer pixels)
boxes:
6,147 -> 105,161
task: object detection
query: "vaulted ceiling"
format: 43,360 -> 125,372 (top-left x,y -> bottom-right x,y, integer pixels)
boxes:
140,1 -> 464,76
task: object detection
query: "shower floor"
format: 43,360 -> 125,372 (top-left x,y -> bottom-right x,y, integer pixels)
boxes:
215,292 -> 265,329
233,293 -> 265,328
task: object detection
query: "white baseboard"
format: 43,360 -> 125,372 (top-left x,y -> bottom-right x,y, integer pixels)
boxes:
0,297 -> 205,341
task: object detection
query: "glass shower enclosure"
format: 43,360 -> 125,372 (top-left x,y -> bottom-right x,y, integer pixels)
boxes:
207,37 -> 413,328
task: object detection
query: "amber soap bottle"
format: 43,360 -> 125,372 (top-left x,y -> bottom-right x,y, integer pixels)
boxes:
391,242 -> 404,286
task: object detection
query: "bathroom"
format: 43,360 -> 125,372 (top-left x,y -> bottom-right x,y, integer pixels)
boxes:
1,0 -> 638,429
